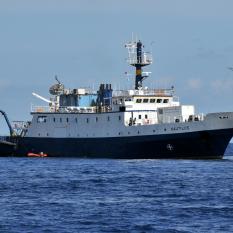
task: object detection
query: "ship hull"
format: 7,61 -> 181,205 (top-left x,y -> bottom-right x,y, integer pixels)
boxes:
0,141 -> 15,156
0,137 -> 16,156
9,127 -> 233,159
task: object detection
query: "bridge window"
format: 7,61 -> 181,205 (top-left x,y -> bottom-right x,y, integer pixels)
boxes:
143,99 -> 149,103
37,116 -> 47,123
150,99 -> 156,103
163,99 -> 169,103
157,99 -> 162,103
136,99 -> 142,103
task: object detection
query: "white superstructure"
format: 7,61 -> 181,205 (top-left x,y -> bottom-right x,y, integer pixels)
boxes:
20,38 -> 233,144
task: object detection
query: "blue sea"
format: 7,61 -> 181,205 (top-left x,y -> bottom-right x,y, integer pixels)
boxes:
0,145 -> 233,233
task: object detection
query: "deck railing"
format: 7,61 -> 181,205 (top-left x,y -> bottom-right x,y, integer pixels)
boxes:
113,89 -> 174,97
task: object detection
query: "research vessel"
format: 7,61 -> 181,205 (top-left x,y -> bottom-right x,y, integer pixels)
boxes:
1,39 -> 233,158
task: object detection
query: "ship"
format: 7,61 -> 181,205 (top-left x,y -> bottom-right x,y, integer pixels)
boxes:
1,38 -> 233,159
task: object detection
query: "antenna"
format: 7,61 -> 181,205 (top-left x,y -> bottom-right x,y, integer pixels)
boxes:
55,75 -> 61,84
125,38 -> 153,89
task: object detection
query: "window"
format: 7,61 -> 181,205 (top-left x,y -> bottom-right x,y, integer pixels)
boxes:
87,118 -> 89,123
37,116 -> 47,123
66,118 -> 69,123
75,118 -> 78,123
60,118 -> 62,123
157,99 -> 162,103
163,99 -> 169,103
145,114 -> 148,119
136,99 -> 142,103
107,116 -> 110,121
119,116 -> 121,121
96,117 -> 98,122
139,115 -> 141,119
143,99 -> 149,103
150,99 -> 156,103
53,118 -> 56,122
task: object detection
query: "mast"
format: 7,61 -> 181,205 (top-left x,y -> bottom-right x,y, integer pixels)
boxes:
125,39 -> 152,89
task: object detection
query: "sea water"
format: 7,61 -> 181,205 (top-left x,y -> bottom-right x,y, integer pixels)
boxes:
0,145 -> 233,233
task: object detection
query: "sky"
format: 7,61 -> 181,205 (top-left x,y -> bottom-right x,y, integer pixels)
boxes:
1,0 -> 233,134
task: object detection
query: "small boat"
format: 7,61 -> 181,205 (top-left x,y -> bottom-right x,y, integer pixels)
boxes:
27,152 -> 48,157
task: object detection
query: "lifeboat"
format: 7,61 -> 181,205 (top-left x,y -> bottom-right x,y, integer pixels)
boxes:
27,152 -> 48,157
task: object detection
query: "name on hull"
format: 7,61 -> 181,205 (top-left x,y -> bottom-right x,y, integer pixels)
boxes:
170,126 -> 190,131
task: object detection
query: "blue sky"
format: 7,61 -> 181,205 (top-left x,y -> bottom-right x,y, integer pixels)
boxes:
1,0 -> 233,134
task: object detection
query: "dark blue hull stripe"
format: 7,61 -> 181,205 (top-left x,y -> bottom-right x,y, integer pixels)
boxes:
8,128 -> 233,159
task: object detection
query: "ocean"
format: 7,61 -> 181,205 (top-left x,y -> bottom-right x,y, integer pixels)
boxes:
0,145 -> 233,233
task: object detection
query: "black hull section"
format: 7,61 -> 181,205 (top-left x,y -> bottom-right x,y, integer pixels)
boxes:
10,128 -> 233,159
0,142 -> 15,156
0,137 -> 17,156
